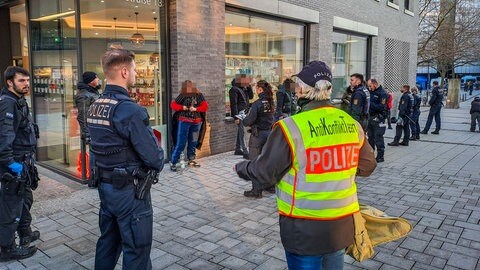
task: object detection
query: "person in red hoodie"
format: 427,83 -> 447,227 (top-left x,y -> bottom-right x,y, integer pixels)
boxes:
170,80 -> 208,171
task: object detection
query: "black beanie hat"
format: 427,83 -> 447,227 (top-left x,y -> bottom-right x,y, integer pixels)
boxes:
82,72 -> 97,84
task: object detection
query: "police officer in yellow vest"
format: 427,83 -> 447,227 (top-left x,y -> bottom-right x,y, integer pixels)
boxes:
235,61 -> 377,269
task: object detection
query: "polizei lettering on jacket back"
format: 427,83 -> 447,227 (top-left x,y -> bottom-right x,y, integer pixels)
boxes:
306,143 -> 360,174
308,115 -> 358,138
87,98 -> 118,126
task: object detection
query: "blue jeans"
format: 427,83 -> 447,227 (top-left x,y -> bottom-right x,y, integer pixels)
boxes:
285,249 -> 345,270
171,121 -> 202,164
235,122 -> 248,154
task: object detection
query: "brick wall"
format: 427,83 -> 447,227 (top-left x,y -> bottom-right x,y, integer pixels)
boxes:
169,0 -> 237,157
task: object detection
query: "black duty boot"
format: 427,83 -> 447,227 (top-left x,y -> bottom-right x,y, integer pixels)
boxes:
387,141 -> 399,146
234,150 -> 244,156
431,130 -> 440,134
409,136 -> 416,141
399,141 -> 409,146
264,186 -> 276,194
0,245 -> 37,262
244,189 -> 262,199
170,163 -> 177,172
19,230 -> 40,246
420,130 -> 428,134
416,135 -> 420,140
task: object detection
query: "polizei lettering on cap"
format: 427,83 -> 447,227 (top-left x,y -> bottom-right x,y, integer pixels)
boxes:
306,143 -> 360,174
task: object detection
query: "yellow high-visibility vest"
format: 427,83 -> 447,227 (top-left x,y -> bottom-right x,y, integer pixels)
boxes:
275,106 -> 365,220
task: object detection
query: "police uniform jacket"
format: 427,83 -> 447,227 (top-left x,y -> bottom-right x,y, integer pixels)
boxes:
236,99 -> 376,255
275,85 -> 293,118
87,85 -> 164,171
471,97 -> 480,114
350,85 -> 369,122
413,94 -> 421,114
74,82 -> 100,139
0,89 -> 37,170
243,92 -> 274,130
429,87 -> 444,107
368,85 -> 388,119
398,92 -> 414,118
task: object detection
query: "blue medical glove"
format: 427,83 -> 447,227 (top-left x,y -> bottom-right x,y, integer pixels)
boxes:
8,162 -> 23,175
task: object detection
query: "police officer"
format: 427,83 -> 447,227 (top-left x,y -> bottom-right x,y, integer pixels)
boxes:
275,78 -> 297,120
389,85 -> 414,146
0,66 -> 39,261
242,80 -> 275,198
235,61 -> 376,269
349,73 -> 369,130
366,79 -> 389,163
75,71 -> 101,185
409,87 -> 422,140
421,81 -> 443,135
88,48 -> 164,270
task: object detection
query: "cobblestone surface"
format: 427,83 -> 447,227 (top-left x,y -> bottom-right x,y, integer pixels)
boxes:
1,94 -> 479,269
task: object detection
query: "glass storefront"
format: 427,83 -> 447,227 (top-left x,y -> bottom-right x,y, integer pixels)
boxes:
331,32 -> 368,98
225,10 -> 305,116
28,0 -> 167,180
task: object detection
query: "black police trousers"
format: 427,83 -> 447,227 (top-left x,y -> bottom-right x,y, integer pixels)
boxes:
394,116 -> 411,143
95,182 -> 153,270
0,181 -> 33,248
367,117 -> 386,158
249,130 -> 272,192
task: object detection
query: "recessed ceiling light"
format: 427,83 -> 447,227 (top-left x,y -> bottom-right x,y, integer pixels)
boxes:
101,0 -> 104,2
229,23 -> 233,26
95,32 -> 99,35
152,11 -> 156,14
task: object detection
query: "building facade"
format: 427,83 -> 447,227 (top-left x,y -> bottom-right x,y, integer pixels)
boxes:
0,0 -> 418,180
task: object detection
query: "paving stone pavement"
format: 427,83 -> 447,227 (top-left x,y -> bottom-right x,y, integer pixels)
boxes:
1,93 -> 479,270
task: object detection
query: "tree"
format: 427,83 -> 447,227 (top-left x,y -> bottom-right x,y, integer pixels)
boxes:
417,0 -> 480,84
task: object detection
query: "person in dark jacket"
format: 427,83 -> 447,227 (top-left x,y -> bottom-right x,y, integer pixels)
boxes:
75,72 -> 101,142
409,86 -> 422,140
170,80 -> 208,171
242,80 -> 275,198
0,66 -> 39,261
366,79 -> 388,162
88,48 -> 164,270
75,71 -> 101,185
349,73 -> 369,130
275,78 -> 297,120
421,81 -> 443,134
229,74 -> 251,159
388,85 -> 414,146
470,96 -> 480,132
235,61 -> 376,270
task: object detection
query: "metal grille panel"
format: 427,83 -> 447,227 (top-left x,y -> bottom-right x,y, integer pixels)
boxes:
384,38 -> 410,92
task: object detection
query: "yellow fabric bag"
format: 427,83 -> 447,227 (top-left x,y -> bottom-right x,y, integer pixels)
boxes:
346,204 -> 412,262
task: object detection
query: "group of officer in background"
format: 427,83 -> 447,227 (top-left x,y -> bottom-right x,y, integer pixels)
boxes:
342,74 -> 424,163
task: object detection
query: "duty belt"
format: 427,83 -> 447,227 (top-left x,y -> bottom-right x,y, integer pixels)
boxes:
98,169 -> 134,185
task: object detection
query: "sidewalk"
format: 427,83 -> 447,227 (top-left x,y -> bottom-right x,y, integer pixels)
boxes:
1,97 -> 479,270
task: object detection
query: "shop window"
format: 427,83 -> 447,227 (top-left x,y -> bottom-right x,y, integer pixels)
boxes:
331,32 -> 368,99
225,11 -> 305,117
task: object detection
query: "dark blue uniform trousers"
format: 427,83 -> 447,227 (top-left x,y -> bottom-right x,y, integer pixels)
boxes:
95,183 -> 153,270
423,105 -> 442,132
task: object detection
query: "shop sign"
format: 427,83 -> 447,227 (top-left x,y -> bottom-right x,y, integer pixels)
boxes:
125,0 -> 163,7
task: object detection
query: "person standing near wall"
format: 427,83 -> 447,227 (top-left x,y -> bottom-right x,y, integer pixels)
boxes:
229,74 -> 250,159
0,66 -> 40,261
366,79 -> 388,163
170,80 -> 208,171
75,71 -> 101,186
388,85 -> 414,146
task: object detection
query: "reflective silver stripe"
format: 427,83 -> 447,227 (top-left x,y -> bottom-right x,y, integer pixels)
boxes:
282,118 -> 307,181
278,189 -> 358,210
282,173 -> 354,192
